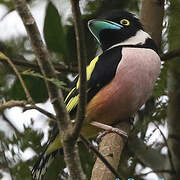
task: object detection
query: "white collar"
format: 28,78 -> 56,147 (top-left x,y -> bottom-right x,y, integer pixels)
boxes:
106,30 -> 151,51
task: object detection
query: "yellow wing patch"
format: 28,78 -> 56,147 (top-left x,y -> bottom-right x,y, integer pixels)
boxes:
65,87 -> 76,102
86,56 -> 99,81
66,94 -> 79,112
47,56 -> 100,155
65,55 -> 99,113
76,56 -> 99,89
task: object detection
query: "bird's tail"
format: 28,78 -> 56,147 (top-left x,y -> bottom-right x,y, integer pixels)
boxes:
32,149 -> 59,180
32,126 -> 63,180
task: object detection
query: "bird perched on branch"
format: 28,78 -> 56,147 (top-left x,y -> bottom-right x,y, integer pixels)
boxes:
32,11 -> 161,179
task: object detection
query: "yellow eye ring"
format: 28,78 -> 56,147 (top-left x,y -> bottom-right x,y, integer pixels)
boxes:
120,19 -> 130,26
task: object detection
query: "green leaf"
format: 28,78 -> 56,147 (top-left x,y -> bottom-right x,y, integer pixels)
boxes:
9,75 -> 48,103
22,69 -> 69,91
65,25 -> 78,63
44,2 -> 68,59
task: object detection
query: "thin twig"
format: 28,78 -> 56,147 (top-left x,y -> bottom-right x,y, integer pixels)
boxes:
80,135 -> 124,180
0,9 -> 14,21
160,48 -> 180,61
0,100 -> 27,110
0,52 -> 33,103
23,104 -> 56,120
10,56 -> 78,73
153,122 -> 176,173
0,99 -> 56,127
70,0 -> 87,140
139,169 -> 175,177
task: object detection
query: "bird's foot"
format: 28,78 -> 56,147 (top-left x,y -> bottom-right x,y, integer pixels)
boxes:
90,121 -> 128,142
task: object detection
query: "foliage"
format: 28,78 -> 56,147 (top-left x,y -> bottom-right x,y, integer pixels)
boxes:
22,69 -> 69,91
0,121 -> 44,180
44,2 -> 69,60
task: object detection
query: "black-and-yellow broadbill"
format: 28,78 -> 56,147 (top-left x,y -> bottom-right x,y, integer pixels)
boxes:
32,11 -> 161,179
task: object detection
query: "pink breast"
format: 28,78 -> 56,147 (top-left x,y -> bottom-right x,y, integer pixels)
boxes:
86,47 -> 161,124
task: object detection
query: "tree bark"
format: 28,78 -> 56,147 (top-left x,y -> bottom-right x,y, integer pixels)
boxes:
13,0 -> 85,179
140,0 -> 165,178
167,0 -> 180,179
91,122 -> 131,180
140,0 -> 164,50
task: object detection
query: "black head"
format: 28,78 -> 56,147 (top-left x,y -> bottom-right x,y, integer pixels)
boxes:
88,11 -> 152,51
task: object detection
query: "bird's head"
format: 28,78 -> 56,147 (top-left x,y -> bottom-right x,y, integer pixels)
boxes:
88,11 -> 154,51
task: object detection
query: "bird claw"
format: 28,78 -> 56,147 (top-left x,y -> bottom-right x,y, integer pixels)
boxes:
90,121 -> 128,142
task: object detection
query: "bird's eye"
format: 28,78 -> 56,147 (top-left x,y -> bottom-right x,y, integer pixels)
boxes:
120,19 -> 130,26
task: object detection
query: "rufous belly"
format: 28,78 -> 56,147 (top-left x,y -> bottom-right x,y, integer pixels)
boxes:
81,47 -> 160,137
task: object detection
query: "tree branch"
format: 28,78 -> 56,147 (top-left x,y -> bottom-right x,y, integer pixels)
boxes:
0,52 -> 33,103
80,135 -> 123,180
139,169 -> 175,177
91,122 -> 131,180
60,0 -> 88,179
160,48 -> 180,61
0,100 -> 56,133
13,0 -> 84,179
0,100 -> 27,110
153,122 -> 176,172
140,0 -> 164,49
12,55 -> 78,73
70,0 -> 87,140
23,104 -> 56,120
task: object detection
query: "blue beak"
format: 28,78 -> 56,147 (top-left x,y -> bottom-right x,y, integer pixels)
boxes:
88,19 -> 123,44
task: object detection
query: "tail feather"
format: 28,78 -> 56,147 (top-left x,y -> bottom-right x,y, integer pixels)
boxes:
32,150 -> 58,180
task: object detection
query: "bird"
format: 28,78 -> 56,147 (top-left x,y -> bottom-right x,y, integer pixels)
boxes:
32,11 -> 161,180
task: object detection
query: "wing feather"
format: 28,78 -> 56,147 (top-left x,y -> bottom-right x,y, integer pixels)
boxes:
65,46 -> 122,114
65,56 -> 99,113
